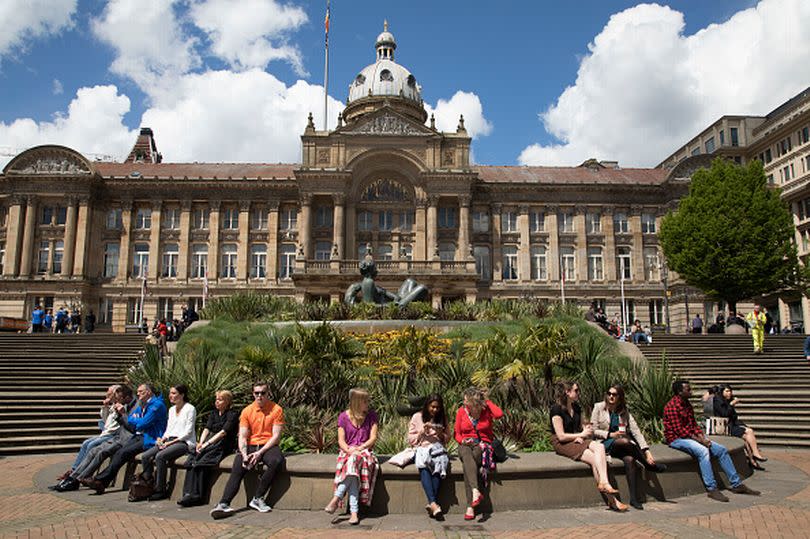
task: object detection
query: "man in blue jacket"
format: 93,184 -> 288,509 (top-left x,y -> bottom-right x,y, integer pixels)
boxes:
88,383 -> 167,494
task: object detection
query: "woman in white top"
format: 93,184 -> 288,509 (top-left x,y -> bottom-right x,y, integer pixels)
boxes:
139,384 -> 196,501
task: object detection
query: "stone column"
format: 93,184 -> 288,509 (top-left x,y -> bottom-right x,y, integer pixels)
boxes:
603,207 -> 616,282
426,195 -> 438,260
237,200 -> 250,281
491,203 -> 502,282
457,195 -> 471,261
574,206 -> 587,283
332,194 -> 345,259
147,200 -> 162,281
267,198 -> 279,281
345,200 -> 356,260
19,196 -> 38,277
177,200 -> 191,281
4,196 -> 25,276
61,197 -> 78,277
630,206 -> 644,282
415,196 -> 427,260
518,205 -> 530,281
72,197 -> 92,278
547,206 -> 560,281
117,199 -> 133,282
298,193 -> 312,259
208,200 -> 221,280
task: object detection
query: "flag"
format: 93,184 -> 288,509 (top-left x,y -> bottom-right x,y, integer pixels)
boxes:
324,0 -> 330,45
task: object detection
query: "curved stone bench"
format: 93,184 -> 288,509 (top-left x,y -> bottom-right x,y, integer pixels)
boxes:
128,437 -> 750,514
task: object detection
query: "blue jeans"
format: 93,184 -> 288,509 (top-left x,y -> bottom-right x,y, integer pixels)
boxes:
335,475 -> 360,513
804,336 -> 810,357
419,467 -> 441,504
72,434 -> 113,470
670,438 -> 741,490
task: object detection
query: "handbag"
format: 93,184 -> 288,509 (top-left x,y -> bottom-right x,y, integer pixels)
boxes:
127,473 -> 154,502
705,416 -> 729,436
464,406 -> 508,463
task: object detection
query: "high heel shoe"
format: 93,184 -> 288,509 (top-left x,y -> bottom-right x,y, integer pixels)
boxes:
608,497 -> 629,512
598,482 -> 619,495
753,455 -> 768,463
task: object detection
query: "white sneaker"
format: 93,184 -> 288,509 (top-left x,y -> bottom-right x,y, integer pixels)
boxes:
249,497 -> 272,513
210,502 -> 235,519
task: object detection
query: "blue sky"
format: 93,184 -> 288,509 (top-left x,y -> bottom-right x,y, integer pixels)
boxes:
1,0 -> 808,168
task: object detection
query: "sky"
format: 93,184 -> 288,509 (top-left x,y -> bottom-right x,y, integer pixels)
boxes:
0,0 -> 808,169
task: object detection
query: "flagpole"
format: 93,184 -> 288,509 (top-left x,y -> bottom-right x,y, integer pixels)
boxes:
560,255 -> 566,304
139,270 -> 147,329
323,0 -> 330,131
620,258 -> 628,337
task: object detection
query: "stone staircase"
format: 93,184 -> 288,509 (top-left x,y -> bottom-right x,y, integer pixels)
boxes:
643,334 -> 810,449
0,333 -> 146,456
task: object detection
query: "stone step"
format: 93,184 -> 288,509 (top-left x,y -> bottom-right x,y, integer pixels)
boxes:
0,444 -> 77,456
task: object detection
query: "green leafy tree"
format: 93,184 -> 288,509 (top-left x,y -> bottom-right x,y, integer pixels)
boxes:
660,158 -> 801,312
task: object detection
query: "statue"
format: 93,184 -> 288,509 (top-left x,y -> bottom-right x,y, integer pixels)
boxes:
344,259 -> 428,307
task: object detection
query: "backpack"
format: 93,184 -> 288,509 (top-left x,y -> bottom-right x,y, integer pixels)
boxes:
127,473 -> 154,502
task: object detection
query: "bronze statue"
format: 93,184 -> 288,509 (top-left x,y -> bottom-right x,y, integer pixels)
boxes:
344,259 -> 428,307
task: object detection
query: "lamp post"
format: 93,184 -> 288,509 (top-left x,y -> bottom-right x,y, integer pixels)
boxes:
660,258 -> 671,333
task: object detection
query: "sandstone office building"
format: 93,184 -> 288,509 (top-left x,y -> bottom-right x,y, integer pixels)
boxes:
1,27 -> 808,333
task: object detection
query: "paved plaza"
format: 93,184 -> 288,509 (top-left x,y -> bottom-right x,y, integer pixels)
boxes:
0,450 -> 809,538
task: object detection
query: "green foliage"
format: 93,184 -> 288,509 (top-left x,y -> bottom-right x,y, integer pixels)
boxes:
660,158 -> 801,308
374,416 -> 409,455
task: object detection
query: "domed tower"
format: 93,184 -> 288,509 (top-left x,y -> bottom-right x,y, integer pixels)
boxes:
342,21 -> 428,125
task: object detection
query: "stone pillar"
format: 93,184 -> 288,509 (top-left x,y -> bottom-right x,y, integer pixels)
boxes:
19,196 -> 38,277
4,196 -> 25,276
415,197 -> 427,260
208,200 -> 221,280
345,200 -> 356,260
237,200 -> 250,281
518,205 -> 530,281
117,199 -> 133,282
147,201 -> 162,281
61,197 -> 78,277
426,195 -> 438,260
457,195 -> 472,262
332,194 -> 345,259
630,206 -> 644,282
547,206 -> 560,281
603,207 -> 616,282
298,193 -> 312,259
267,199 -> 279,281
72,197 -> 92,278
574,206 -> 587,283
177,200 -> 191,281
802,295 -> 810,335
491,203 -> 502,282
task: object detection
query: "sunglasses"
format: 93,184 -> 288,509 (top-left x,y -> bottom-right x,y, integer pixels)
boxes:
253,391 -> 268,396
607,391 -> 619,397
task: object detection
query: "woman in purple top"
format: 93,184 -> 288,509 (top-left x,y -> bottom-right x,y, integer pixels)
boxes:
324,388 -> 379,525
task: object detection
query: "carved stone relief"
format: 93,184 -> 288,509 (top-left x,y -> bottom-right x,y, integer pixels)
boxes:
349,113 -> 425,136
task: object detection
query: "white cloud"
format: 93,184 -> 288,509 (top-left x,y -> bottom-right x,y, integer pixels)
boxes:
425,91 -> 493,140
52,79 -> 63,95
140,69 -> 343,162
0,85 -> 137,168
0,0 -> 76,62
190,0 -> 308,75
519,0 -> 810,167
91,0 -> 199,90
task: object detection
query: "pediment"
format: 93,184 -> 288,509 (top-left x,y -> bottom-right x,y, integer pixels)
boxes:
342,109 -> 433,137
3,145 -> 93,176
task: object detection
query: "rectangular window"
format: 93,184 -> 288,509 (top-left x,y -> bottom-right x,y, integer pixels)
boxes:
191,244 -> 208,278
779,136 -> 793,156
783,165 -> 791,182
472,211 -> 489,233
730,127 -> 739,147
250,208 -> 268,230
162,207 -> 180,229
314,241 -> 332,260
617,246 -> 632,280
613,212 -> 629,234
644,247 -> 660,281
100,297 -> 114,324
641,213 -> 656,234
501,212 -> 518,233
358,211 -> 373,231
529,211 -> 544,233
55,207 -> 67,225
705,136 -> 715,153
438,242 -> 455,262
135,208 -> 152,229
649,299 -> 664,326
560,246 -> 576,281
315,206 -> 333,228
52,240 -> 64,273
398,211 -> 415,232
41,206 -> 53,225
161,243 -> 179,277
127,298 -> 142,325
37,242 -> 50,274
193,208 -> 210,230
622,300 -> 636,327
377,244 -> 394,261
132,243 -> 149,278
158,298 -> 174,321
767,174 -> 774,185
502,246 -> 518,280
559,212 -> 574,233
250,244 -> 267,278
719,130 -> 725,146
801,126 -> 809,145
586,212 -> 601,234
378,210 -> 393,231
587,246 -> 603,281
764,148 -> 772,163
103,243 -> 119,278
531,245 -> 547,280
279,244 -> 296,279
474,246 -> 491,281
690,147 -> 700,156
400,244 -> 413,261
438,207 -> 457,229
220,244 -> 237,278
221,208 -> 238,230
280,208 -> 297,231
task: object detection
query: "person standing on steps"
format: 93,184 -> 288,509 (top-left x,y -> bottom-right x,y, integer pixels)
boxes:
691,314 -> 703,334
31,304 -> 44,333
664,380 -> 760,502
746,305 -> 767,354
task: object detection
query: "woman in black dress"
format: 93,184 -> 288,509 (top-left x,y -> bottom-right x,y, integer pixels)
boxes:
713,384 -> 767,469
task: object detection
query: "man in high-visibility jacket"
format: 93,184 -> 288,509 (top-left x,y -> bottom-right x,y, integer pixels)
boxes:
746,305 -> 767,354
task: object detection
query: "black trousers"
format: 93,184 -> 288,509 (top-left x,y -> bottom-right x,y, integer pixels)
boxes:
219,445 -> 284,505
95,435 -> 144,487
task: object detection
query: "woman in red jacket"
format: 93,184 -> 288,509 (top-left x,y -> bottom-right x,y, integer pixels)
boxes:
454,387 -> 503,521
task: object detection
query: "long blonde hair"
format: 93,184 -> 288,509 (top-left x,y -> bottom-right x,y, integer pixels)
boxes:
348,387 -> 370,424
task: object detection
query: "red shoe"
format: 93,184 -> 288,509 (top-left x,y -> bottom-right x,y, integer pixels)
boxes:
464,512 -> 476,521
471,493 -> 484,507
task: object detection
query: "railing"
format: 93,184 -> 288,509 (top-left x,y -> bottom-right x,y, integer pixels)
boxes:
298,259 -> 478,276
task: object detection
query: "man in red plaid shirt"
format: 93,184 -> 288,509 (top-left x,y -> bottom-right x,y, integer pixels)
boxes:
664,380 -> 759,502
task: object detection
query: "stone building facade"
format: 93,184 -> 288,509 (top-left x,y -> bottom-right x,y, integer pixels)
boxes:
1,25 -> 703,332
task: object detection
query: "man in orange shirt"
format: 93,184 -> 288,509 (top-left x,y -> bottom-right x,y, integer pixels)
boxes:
210,382 -> 284,519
